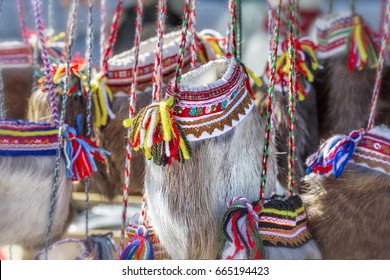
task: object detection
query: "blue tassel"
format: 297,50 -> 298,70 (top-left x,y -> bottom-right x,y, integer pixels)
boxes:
120,226 -> 154,260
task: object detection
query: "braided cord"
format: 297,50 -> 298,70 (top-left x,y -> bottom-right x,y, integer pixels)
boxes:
0,0 -> 4,119
121,0 -> 144,254
287,0 -> 297,196
367,0 -> 390,130
17,0 -> 28,46
43,0 -> 79,259
84,0 -> 94,239
32,0 -> 59,126
236,0 -> 242,61
259,0 -> 282,205
100,0 -> 107,70
172,0 -> 192,95
189,0 -> 197,69
227,0 -> 237,57
152,0 -> 167,102
102,0 -> 124,75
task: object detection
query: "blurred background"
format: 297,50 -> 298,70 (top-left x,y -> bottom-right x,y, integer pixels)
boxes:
0,0 -> 385,74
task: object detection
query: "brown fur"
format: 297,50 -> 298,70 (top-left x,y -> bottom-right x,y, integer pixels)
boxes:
301,165 -> 390,259
254,84 -> 319,191
314,54 -> 390,139
2,66 -> 33,119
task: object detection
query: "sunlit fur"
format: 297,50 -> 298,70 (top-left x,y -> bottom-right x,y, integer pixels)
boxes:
0,157 -> 72,249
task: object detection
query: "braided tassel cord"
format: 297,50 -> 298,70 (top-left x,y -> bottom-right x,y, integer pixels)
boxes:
259,0 -> 282,205
367,0 -> 390,130
152,0 -> 167,102
120,0 -> 144,255
287,0 -> 297,195
189,0 -> 198,69
100,0 -> 107,70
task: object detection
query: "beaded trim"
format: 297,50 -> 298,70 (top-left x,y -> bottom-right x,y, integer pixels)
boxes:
259,196 -> 312,247
166,58 -> 254,141
350,126 -> 390,175
315,11 -> 354,59
0,119 -> 59,156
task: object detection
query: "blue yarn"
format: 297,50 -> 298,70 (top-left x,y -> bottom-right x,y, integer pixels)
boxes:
120,227 -> 154,260
332,140 -> 356,178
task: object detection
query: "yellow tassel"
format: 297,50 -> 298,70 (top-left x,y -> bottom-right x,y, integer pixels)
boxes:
160,97 -> 174,141
245,66 -> 263,87
53,65 -> 65,84
179,138 -> 190,160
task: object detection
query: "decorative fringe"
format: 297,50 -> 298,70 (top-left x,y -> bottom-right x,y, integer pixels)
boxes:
38,59 -> 87,97
88,232 -> 117,260
90,73 -> 116,127
306,128 -> 365,177
347,15 -> 379,71
121,226 -> 154,260
123,96 -> 192,166
63,116 -> 110,181
218,197 -> 263,260
276,38 -> 318,101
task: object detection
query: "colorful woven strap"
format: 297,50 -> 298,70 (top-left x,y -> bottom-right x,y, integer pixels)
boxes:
102,0 -> 124,75
287,0 -> 297,195
172,0 -> 192,96
189,0 -> 198,69
259,0 -> 282,205
152,0 -> 167,102
32,0 -> 59,126
121,0 -> 144,254
367,0 -> 390,130
100,0 -> 107,70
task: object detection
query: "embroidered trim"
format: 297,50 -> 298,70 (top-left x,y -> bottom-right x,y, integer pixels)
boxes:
0,119 -> 59,156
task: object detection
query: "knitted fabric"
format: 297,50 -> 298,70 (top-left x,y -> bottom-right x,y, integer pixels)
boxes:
165,58 -> 254,141
0,41 -> 31,67
0,119 -> 58,156
259,195 -> 312,247
349,126 -> 390,175
315,11 -> 354,59
107,31 -> 192,91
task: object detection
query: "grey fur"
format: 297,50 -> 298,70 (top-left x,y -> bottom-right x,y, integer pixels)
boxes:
264,239 -> 322,259
144,107 -> 278,259
0,157 -> 72,248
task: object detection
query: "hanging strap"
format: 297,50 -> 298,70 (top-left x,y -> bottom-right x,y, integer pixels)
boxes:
287,0 -> 297,196
42,0 -> 79,259
121,0 -> 144,254
16,0 -> 29,46
189,0 -> 198,69
152,0 -> 167,102
0,0 -> 5,119
32,0 -> 59,126
236,0 -> 242,61
100,0 -> 107,71
102,0 -> 124,76
84,0 -> 95,239
226,0 -> 238,58
367,0 -> 390,130
172,0 -> 192,96
259,0 -> 283,205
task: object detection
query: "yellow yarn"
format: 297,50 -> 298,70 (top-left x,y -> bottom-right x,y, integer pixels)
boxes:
245,66 -> 263,87
0,129 -> 59,137
261,206 -> 305,218
179,138 -> 190,160
160,97 -> 174,141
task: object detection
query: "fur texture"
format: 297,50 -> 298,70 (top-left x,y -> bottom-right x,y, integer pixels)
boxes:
2,66 -> 33,119
254,84 -> 319,192
0,157 -> 72,249
314,54 -> 390,139
144,107 -> 278,259
301,164 -> 390,259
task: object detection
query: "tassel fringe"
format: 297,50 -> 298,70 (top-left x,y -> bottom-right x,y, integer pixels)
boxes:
124,96 -> 192,166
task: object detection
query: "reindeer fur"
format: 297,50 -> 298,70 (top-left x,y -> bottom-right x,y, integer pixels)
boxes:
314,54 -> 390,139
301,165 -> 390,259
0,157 -> 72,249
144,107 -> 278,259
2,66 -> 33,119
254,84 -> 319,192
